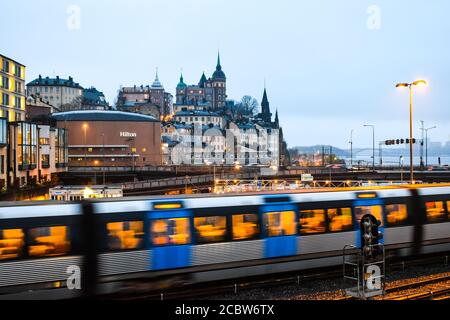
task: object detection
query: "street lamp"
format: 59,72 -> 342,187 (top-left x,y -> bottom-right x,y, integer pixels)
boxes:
399,156 -> 404,182
425,126 -> 436,167
349,129 -> 354,171
396,79 -> 428,184
363,124 -> 375,172
83,123 -> 88,167
101,133 -> 106,185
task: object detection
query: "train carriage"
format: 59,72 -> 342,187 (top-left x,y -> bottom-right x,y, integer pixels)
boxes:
0,185 -> 449,298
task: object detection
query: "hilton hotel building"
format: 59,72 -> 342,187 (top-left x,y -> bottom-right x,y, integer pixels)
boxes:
52,110 -> 161,167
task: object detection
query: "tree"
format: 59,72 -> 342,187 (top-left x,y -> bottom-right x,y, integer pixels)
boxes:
60,96 -> 83,112
227,95 -> 258,121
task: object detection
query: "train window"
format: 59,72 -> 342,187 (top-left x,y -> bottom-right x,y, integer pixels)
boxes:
425,201 -> 446,223
385,204 -> 408,226
232,214 -> 259,240
194,216 -> 227,243
327,208 -> 353,232
299,209 -> 326,234
354,206 -> 383,226
106,221 -> 144,250
28,226 -> 70,257
264,211 -> 297,237
151,218 -> 190,246
0,229 -> 24,260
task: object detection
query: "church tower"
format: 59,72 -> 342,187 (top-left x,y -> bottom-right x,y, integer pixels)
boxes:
260,87 -> 272,123
211,52 -> 227,110
176,73 -> 187,104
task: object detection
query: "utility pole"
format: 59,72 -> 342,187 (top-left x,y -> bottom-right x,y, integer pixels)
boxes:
420,120 -> 424,169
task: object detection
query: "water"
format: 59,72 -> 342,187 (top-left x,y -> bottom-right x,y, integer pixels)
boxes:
342,155 -> 450,166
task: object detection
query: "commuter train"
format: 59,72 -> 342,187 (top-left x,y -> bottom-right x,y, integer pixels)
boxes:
0,185 -> 449,298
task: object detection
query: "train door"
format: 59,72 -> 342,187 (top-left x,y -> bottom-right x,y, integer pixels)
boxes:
148,202 -> 192,270
260,196 -> 298,258
353,192 -> 385,248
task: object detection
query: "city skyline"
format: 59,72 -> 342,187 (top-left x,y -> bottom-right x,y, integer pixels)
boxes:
2,0 -> 450,149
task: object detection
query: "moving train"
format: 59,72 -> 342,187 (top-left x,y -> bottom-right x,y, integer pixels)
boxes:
0,185 -> 449,298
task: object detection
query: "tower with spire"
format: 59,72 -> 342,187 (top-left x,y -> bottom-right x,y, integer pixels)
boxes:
173,52 -> 227,111
211,52 -> 227,110
260,87 -> 272,124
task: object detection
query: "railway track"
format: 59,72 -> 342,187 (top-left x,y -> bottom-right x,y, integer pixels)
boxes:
336,273 -> 450,300
101,254 -> 449,300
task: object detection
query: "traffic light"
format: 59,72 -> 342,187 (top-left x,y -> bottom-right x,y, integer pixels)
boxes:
360,214 -> 383,257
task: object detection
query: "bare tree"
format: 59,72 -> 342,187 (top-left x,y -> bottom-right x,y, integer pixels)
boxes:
60,96 -> 83,111
227,96 -> 258,121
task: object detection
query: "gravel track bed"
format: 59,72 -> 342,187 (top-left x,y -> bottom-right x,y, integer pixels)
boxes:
204,263 -> 450,300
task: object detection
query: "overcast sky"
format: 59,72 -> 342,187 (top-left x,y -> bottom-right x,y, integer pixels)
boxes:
2,0 -> 449,149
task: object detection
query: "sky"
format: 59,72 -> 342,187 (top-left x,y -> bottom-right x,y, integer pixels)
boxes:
1,0 -> 449,149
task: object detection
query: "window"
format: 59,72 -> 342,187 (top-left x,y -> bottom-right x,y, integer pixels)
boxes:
194,216 -> 227,243
2,93 -> 9,106
0,228 -> 24,260
3,59 -> 9,73
299,209 -> 326,234
28,226 -> 70,257
354,205 -> 383,226
264,211 -> 297,237
2,76 -> 9,89
385,204 -> 408,226
151,218 -> 190,246
327,207 -> 353,232
232,214 -> 259,240
106,221 -> 144,250
425,201 -> 446,223
15,65 -> 21,77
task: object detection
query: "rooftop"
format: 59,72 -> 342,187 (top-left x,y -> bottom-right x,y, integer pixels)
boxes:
51,110 -> 159,122
175,110 -> 220,117
27,75 -> 83,89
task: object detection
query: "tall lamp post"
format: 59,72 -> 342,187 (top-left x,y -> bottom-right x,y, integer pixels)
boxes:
363,124 -> 375,171
101,133 -> 106,185
396,80 -> 428,184
349,129 -> 354,171
83,123 -> 88,167
425,126 -> 436,167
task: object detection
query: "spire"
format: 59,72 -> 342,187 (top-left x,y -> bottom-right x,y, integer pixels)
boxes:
199,72 -> 207,87
261,88 -> 269,109
274,109 -> 279,128
151,67 -> 163,89
261,87 -> 272,123
212,52 -> 226,80
177,72 -> 187,89
216,51 -> 222,71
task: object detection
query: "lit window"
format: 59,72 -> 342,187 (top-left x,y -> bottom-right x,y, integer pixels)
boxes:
232,214 -> 259,240
0,229 -> 24,260
425,201 -> 446,223
151,218 -> 190,246
327,208 -> 353,232
385,204 -> 408,226
264,211 -> 297,237
28,226 -> 70,257
299,209 -> 326,234
354,206 -> 383,226
194,216 -> 227,243
106,221 -> 144,250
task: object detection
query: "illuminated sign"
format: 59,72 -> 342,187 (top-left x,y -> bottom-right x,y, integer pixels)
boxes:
120,132 -> 137,138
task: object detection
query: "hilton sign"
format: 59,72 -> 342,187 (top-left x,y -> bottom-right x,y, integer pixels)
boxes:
120,132 -> 137,138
